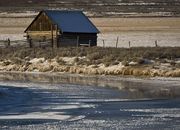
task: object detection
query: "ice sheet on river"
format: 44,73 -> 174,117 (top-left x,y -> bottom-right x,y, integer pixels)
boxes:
0,73 -> 180,129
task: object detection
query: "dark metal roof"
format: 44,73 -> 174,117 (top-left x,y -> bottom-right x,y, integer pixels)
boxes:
43,10 -> 99,33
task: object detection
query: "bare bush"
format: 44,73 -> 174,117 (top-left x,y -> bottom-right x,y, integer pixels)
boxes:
56,57 -> 66,65
0,47 -> 180,66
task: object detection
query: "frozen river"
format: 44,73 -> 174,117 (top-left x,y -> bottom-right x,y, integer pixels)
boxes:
0,73 -> 180,129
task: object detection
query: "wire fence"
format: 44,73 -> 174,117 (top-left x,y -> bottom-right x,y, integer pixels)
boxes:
98,34 -> 180,48
0,39 -> 53,48
0,35 -> 179,49
98,36 -> 161,48
0,40 -> 27,48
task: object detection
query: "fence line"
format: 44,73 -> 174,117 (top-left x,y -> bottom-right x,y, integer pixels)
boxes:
0,36 -> 172,49
99,36 -> 163,48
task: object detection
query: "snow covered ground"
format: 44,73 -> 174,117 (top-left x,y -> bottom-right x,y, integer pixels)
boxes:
98,31 -> 180,48
1,31 -> 180,48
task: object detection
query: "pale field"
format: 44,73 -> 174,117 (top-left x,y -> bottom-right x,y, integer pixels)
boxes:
91,17 -> 180,47
91,17 -> 180,32
0,16 -> 180,47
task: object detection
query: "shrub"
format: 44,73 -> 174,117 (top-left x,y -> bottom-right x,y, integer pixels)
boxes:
111,61 -> 119,65
2,60 -> 11,66
56,57 -> 66,65
11,57 -> 25,65
91,65 -> 99,68
104,62 -> 111,67
87,52 -> 102,61
76,58 -> 89,65
0,46 -> 180,65
175,63 -> 180,68
122,60 -> 129,66
137,58 -> 145,65
73,57 -> 79,63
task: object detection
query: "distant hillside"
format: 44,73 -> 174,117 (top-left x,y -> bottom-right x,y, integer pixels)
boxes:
0,0 -> 180,17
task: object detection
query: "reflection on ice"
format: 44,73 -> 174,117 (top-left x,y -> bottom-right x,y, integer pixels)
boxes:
42,104 -> 96,110
0,72 -> 180,99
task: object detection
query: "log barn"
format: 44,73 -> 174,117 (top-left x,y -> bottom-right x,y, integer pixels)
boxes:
24,10 -> 100,47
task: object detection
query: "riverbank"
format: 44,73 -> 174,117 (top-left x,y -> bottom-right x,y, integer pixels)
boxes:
0,71 -> 180,99
1,60 -> 180,77
0,47 -> 180,77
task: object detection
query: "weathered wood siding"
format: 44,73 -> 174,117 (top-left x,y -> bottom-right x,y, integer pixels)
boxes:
26,31 -> 58,40
58,33 -> 97,47
28,12 -> 53,31
26,12 -> 58,41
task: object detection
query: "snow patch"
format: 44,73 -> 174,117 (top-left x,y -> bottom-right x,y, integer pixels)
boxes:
0,112 -> 71,120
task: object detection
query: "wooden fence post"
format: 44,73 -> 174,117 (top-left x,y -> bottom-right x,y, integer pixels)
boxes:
29,38 -> 32,48
89,40 -> 91,47
155,40 -> 158,47
7,38 -> 10,47
102,40 -> 105,48
77,36 -> 79,47
51,24 -> 54,48
52,47 -> 54,57
116,37 -> 119,48
128,41 -> 131,48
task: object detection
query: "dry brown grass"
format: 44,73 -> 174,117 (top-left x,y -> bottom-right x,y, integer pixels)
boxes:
91,17 -> 180,32
0,46 -> 180,64
1,16 -> 180,34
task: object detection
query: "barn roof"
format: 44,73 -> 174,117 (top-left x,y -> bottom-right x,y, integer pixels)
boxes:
25,10 -> 99,33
